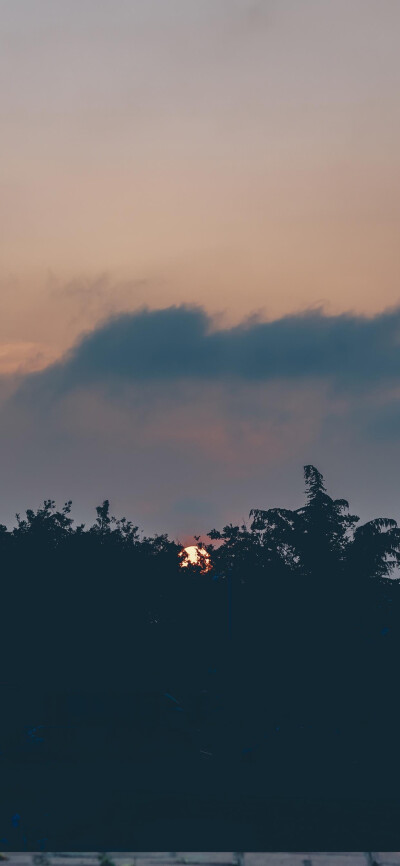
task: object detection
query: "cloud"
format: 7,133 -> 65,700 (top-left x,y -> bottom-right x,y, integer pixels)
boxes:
15,303 -> 400,402
3,302 -> 400,539
0,341 -> 58,375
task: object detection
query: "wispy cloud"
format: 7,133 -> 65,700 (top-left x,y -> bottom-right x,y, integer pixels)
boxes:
0,341 -> 58,375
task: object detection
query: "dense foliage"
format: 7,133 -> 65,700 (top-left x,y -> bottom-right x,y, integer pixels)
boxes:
2,465 -> 400,846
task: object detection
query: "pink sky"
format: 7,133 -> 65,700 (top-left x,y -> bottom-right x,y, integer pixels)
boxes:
1,0 -> 400,374
1,1 -> 400,538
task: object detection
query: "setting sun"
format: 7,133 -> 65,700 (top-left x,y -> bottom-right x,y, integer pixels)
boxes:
179,545 -> 212,572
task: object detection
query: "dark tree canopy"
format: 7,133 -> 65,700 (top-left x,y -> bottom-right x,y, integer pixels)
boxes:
1,465 -> 400,848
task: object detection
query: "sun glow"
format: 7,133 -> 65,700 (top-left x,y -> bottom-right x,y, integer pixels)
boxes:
179,545 -> 212,572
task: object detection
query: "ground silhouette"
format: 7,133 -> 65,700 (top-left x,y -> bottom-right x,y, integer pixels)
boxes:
1,465 -> 400,849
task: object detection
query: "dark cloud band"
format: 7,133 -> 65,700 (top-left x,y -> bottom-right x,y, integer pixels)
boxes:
17,303 -> 400,397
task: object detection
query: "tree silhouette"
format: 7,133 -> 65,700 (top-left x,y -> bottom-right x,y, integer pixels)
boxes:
2,463 -> 400,850
246,464 -> 361,581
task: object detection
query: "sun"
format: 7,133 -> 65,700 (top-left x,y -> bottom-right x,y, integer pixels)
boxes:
179,545 -> 212,572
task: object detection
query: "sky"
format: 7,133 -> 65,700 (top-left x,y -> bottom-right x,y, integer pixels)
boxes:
1,0 -> 400,541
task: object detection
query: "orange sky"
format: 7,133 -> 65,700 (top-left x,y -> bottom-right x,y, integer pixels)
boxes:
1,0 -> 400,374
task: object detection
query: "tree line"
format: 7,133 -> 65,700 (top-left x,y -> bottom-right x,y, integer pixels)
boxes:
1,465 -> 400,799
1,463 -> 399,581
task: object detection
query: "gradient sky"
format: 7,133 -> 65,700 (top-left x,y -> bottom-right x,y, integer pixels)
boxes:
1,0 -> 400,540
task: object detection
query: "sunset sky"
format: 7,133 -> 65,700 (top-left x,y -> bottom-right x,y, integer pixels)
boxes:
1,0 -> 400,541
